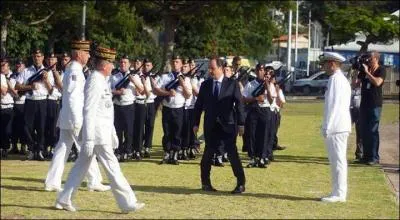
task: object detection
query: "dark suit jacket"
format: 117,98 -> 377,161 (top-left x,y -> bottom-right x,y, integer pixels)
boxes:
194,76 -> 245,143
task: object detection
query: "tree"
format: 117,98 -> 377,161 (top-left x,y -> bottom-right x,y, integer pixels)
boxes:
1,1 -> 55,58
300,1 -> 400,54
134,1 -> 293,69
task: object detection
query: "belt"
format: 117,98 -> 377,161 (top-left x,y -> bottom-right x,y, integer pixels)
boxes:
135,100 -> 146,104
146,100 -> 154,103
47,97 -> 60,101
26,96 -> 47,101
258,104 -> 271,108
15,100 -> 25,104
114,101 -> 134,106
1,104 -> 13,109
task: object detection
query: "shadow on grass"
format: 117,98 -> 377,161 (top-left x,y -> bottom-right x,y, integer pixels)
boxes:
1,203 -> 122,214
132,184 -> 319,201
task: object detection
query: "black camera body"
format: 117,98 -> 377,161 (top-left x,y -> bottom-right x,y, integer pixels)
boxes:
349,54 -> 370,72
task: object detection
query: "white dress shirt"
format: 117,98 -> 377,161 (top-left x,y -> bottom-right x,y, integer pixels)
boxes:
110,71 -> 138,106
16,65 -> 54,100
157,72 -> 191,108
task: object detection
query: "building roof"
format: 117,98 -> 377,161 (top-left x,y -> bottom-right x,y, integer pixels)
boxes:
273,34 -> 308,42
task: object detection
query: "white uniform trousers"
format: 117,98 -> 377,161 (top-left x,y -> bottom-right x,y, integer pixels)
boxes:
45,129 -> 103,189
57,143 -> 137,211
324,132 -> 349,199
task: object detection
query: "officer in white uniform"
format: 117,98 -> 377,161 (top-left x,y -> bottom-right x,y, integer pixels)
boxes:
242,64 -> 273,168
142,59 -> 158,158
45,52 -> 63,158
15,49 -> 54,161
151,55 -> 192,165
45,40 -> 109,192
110,55 -> 142,161
10,58 -> 27,155
185,59 -> 204,159
56,46 -> 145,213
271,78 -> 286,151
320,52 -> 351,203
1,58 -> 18,159
266,70 -> 279,162
132,58 -> 147,160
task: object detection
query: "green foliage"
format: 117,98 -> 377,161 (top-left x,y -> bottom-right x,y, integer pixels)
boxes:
300,1 -> 399,50
174,1 -> 292,60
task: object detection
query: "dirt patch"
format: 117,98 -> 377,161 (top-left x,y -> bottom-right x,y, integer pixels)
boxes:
380,122 -> 399,202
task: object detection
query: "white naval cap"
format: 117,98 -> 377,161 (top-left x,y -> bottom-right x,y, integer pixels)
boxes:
319,52 -> 346,63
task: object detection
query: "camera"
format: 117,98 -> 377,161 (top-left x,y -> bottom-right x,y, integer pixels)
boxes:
349,54 -> 370,72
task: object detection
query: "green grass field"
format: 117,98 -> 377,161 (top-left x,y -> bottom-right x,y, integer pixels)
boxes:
1,102 -> 399,219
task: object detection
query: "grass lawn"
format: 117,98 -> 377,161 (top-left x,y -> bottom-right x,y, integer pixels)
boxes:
1,102 -> 399,219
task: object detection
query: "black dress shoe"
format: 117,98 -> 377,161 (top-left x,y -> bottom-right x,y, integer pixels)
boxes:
273,145 -> 286,151
37,151 -> 45,161
231,185 -> 245,194
366,160 -> 380,165
201,185 -> 217,192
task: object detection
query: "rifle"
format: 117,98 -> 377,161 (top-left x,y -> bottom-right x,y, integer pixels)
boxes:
186,63 -> 205,78
114,63 -> 144,90
231,66 -> 244,79
26,63 -> 57,85
239,67 -> 252,81
251,72 -> 292,97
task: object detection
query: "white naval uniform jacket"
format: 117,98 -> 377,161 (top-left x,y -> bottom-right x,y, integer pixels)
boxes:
322,69 -> 352,136
82,71 -> 114,146
58,61 -> 86,130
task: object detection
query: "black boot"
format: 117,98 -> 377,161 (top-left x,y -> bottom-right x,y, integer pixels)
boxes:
10,143 -> 19,154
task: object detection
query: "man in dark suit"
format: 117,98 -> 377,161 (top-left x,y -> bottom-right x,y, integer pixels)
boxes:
193,57 -> 246,194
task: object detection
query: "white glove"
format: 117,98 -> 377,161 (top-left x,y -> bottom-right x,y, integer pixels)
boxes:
73,126 -> 81,137
82,141 -> 95,157
112,130 -> 119,150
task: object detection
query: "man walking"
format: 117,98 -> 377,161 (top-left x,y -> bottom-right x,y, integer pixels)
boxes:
55,46 -> 144,213
193,57 -> 246,194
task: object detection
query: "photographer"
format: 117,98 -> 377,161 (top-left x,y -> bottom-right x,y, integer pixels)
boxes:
358,51 -> 385,165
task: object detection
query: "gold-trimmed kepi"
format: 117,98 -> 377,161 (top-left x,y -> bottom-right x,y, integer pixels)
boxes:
71,40 -> 91,51
94,46 -> 117,62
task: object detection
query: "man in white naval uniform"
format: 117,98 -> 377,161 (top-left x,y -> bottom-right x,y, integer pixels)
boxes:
320,52 -> 351,203
56,46 -> 145,213
44,40 -> 110,192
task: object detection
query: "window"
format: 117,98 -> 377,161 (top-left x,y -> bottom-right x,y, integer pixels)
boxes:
384,54 -> 394,66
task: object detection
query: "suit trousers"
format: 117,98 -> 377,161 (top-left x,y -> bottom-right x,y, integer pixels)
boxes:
143,102 -> 156,149
24,99 -> 47,152
161,106 -> 183,152
12,103 -> 26,145
57,143 -> 138,211
324,132 -> 349,199
201,122 -> 245,186
45,129 -> 103,189
114,104 -> 135,154
45,100 -> 60,149
1,108 -> 13,149
133,103 -> 147,153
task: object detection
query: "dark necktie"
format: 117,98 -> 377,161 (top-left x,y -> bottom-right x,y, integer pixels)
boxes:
214,81 -> 220,99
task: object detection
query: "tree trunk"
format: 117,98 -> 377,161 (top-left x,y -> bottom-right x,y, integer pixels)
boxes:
161,14 -> 178,72
1,15 -> 11,58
